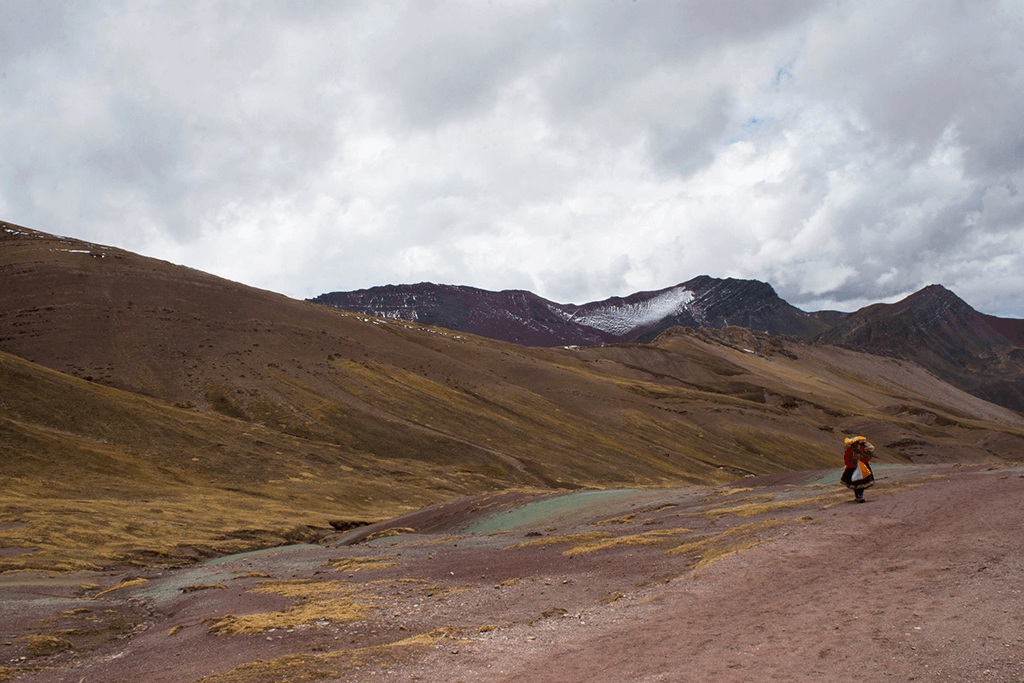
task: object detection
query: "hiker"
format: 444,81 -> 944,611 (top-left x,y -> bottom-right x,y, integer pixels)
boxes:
841,436 -> 874,503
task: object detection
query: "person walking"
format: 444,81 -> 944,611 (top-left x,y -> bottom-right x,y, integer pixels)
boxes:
841,436 -> 874,503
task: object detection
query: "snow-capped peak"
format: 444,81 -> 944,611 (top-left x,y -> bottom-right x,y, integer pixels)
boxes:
567,287 -> 695,335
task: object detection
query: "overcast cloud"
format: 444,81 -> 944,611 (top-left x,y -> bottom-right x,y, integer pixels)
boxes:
2,0 -> 1023,316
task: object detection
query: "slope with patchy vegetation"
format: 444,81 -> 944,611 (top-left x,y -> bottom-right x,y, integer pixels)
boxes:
2,222 -> 1024,572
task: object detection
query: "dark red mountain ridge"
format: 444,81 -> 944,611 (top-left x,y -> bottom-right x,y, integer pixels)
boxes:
310,275 -> 833,347
313,281 -> 1024,413
818,284 -> 1024,412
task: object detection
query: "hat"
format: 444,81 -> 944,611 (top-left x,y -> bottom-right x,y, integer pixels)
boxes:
844,436 -> 867,446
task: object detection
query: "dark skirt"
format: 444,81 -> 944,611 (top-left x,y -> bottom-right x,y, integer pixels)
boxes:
841,462 -> 874,490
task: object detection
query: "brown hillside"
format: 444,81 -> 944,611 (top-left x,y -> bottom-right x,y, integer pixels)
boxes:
2,221 -> 1024,571
818,284 -> 1024,412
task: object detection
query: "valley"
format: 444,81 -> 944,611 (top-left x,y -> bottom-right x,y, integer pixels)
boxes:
2,221 -> 1024,681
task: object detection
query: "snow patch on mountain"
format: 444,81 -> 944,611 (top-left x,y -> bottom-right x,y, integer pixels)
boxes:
567,287 -> 696,335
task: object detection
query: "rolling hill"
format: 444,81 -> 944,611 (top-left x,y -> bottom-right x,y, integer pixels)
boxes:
313,278 -> 1024,414
2,220 -> 1024,572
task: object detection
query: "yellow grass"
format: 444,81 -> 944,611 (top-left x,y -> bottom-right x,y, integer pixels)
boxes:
593,512 -> 639,525
703,493 -> 775,510
505,531 -> 615,550
0,483 -> 335,572
320,557 -> 400,573
208,580 -> 375,635
194,627 -> 462,682
692,490 -> 851,519
426,535 -> 470,545
666,519 -> 790,573
370,577 -> 430,586
360,528 -> 417,543
564,528 -> 696,555
495,577 -> 523,588
19,634 -> 74,657
93,578 -> 149,598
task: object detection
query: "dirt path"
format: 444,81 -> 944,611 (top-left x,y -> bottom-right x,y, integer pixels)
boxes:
3,465 -> 1022,683
387,467 -> 1024,683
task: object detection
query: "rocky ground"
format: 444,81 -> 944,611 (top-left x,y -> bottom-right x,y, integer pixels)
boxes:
2,463 -> 1023,683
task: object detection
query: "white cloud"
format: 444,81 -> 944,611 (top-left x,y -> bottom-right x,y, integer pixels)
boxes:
1,0 -> 1023,317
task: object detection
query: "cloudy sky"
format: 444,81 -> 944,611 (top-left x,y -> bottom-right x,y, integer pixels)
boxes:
2,1 -> 1023,316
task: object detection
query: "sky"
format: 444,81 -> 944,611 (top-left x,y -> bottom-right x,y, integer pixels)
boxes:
2,1 -> 1023,317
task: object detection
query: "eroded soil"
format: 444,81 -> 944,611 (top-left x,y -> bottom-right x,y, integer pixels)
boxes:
2,463 -> 1022,683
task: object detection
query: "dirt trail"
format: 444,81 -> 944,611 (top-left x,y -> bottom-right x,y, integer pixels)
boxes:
389,467 -> 1024,683
2,465 -> 1022,683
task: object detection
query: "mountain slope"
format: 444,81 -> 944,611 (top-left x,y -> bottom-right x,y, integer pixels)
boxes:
3,221 -> 1024,572
596,275 -> 833,342
312,283 -> 616,347
819,285 -> 1024,413
311,275 -> 834,347
313,280 -> 1024,415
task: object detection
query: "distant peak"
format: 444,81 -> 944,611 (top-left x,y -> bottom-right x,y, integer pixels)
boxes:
904,284 -> 971,310
916,284 -> 955,296
567,285 -> 696,335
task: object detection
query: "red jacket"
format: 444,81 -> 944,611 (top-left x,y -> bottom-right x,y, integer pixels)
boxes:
844,444 -> 873,468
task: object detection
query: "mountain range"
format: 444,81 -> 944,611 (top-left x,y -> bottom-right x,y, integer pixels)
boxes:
2,220 -> 1024,575
313,278 -> 1024,413
311,276 -> 833,347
